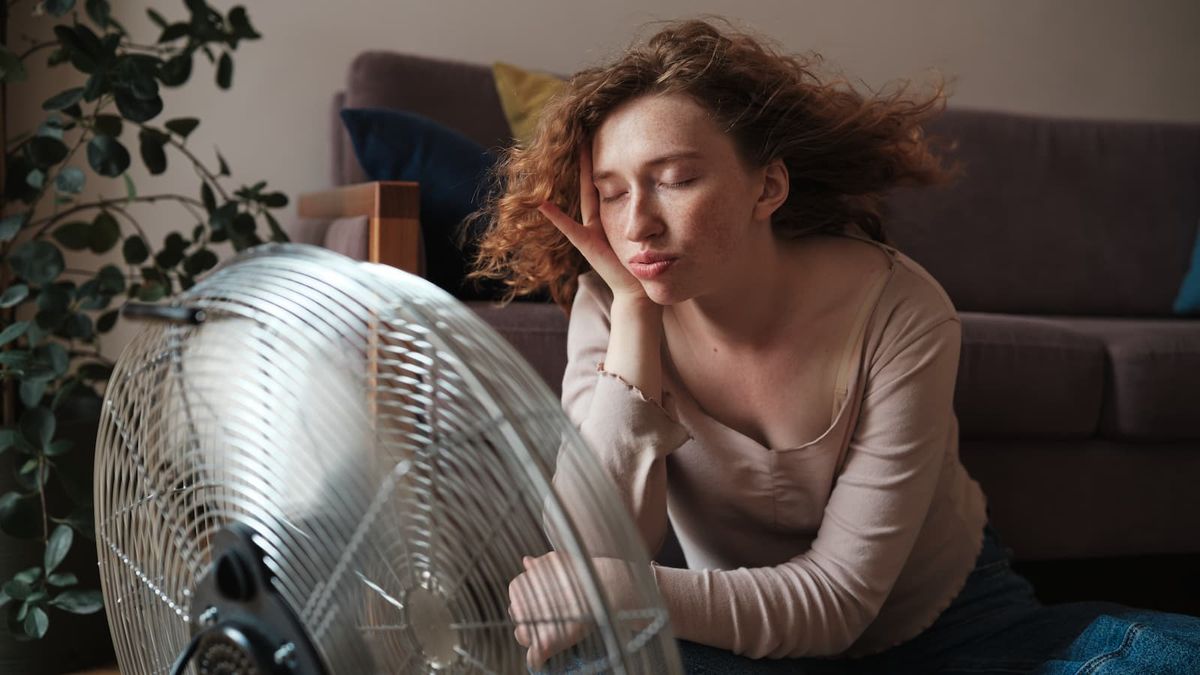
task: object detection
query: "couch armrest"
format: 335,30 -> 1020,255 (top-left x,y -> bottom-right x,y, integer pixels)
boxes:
297,181 -> 422,275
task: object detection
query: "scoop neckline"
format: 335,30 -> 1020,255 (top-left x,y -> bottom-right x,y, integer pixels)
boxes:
662,232 -> 899,452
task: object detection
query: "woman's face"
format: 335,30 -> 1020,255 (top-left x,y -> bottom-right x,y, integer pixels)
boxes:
590,93 -> 773,305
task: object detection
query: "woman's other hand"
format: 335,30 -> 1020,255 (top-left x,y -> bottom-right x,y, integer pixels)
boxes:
538,145 -> 648,304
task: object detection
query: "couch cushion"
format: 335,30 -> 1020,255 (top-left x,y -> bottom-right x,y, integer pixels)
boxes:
954,312 -> 1105,439
337,52 -> 512,186
886,109 -> 1200,316
1038,317 -> 1200,440
467,301 -> 568,399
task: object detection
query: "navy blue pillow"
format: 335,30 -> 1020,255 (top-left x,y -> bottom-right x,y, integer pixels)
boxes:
1173,222 -> 1200,315
340,107 -> 499,299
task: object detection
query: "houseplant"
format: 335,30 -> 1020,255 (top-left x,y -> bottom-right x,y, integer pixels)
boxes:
0,0 -> 287,664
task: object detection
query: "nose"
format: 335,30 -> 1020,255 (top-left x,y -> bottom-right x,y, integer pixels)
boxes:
622,188 -> 665,242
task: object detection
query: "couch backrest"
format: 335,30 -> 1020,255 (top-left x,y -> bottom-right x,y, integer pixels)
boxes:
333,51 -> 1200,317
887,110 -> 1200,316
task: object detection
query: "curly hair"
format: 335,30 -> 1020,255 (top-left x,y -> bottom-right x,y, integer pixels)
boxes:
465,18 -> 959,314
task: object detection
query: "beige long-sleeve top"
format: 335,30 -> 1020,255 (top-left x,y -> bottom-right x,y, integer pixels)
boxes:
560,235 -> 988,660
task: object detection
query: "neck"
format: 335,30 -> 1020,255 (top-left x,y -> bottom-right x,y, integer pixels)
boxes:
667,233 -> 827,354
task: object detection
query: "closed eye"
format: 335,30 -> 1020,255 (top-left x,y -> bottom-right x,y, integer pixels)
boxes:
600,192 -> 627,204
660,178 -> 696,189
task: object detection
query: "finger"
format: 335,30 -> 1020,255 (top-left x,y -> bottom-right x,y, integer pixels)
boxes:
579,144 -> 599,229
538,201 -> 584,244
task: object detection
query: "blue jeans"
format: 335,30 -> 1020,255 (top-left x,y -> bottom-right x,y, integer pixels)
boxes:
677,522 -> 1200,674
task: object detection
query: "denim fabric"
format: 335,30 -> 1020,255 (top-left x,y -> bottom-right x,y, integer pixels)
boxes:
671,522 -> 1200,674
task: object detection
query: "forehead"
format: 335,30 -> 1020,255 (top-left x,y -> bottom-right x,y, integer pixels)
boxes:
591,93 -> 733,172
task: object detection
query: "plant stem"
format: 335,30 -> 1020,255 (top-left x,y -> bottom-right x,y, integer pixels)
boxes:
31,194 -> 206,238
151,125 -> 231,202
38,454 -> 48,541
17,41 -> 56,61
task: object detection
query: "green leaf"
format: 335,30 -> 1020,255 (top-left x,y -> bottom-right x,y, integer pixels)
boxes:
52,221 -> 92,250
45,525 -> 73,573
155,248 -> 183,268
0,321 -> 29,347
228,7 -> 261,40
261,192 -> 288,208
0,284 -> 29,308
26,169 -> 45,190
165,118 -> 199,139
89,212 -> 121,253
19,380 -> 48,408
1,214 -> 26,242
28,137 -> 69,168
97,265 -> 125,294
50,589 -> 102,615
0,492 -> 41,539
85,0 -> 111,27
0,429 -> 17,453
23,605 -> 48,639
158,53 -> 192,87
19,407 -> 54,449
0,45 -> 28,83
42,87 -> 84,111
96,310 -> 119,333
264,211 -> 289,243
114,88 -> 163,123
122,235 -> 149,264
146,8 -> 168,28
137,282 -> 167,302
139,128 -> 168,174
45,439 -> 72,457
47,573 -> 78,587
42,0 -> 76,17
231,212 -> 255,235
92,114 -> 122,137
183,248 -> 219,276
217,150 -> 230,177
123,173 -> 137,199
63,313 -> 94,340
3,580 -> 31,601
158,23 -> 190,43
55,167 -> 86,195
9,241 -> 65,285
216,52 -> 233,89
87,135 -> 131,177
201,182 -> 216,213
78,362 -> 113,381
42,343 -> 69,376
13,567 -> 40,585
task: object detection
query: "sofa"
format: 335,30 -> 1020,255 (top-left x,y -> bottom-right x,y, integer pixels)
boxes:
292,51 -> 1200,613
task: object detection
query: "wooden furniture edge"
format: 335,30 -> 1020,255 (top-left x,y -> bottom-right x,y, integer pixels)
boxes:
297,181 -> 422,275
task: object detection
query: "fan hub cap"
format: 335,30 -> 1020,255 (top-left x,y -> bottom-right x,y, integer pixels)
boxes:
405,585 -> 459,669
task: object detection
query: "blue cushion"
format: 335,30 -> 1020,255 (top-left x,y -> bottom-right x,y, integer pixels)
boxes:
340,107 -> 497,298
1174,224 -> 1200,315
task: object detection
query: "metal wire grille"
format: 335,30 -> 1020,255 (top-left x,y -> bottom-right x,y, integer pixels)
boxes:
94,244 -> 681,674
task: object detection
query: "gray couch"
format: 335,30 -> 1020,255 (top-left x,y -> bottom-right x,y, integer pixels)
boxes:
296,51 -> 1200,611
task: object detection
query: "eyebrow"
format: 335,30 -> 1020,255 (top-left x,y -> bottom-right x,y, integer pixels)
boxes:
592,151 -> 702,181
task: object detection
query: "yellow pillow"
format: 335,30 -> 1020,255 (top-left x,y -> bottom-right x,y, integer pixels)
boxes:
492,61 -> 565,146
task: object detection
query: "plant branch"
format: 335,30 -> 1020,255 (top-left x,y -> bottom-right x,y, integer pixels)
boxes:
31,194 -> 206,237
105,203 -> 152,245
18,41 -> 56,61
39,455 -> 49,541
151,125 -> 231,202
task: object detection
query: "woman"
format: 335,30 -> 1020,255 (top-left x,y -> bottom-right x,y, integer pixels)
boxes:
472,18 -> 1200,674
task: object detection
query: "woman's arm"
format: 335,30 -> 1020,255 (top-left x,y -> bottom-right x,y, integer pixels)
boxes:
556,274 -> 689,557
650,316 -> 963,659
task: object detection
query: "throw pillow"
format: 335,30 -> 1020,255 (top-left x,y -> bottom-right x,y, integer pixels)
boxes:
1173,221 -> 1200,315
492,61 -> 565,146
339,107 -> 496,299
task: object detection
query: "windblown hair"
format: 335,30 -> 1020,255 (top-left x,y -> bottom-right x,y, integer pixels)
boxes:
466,18 -> 959,313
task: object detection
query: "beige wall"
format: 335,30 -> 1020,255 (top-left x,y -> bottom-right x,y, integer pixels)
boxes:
8,0 -> 1199,356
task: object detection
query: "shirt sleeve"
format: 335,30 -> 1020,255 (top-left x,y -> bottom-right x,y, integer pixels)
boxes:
555,273 -> 692,557
650,316 -> 962,658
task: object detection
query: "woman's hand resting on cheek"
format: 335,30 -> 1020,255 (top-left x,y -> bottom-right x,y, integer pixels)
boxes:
538,145 -> 649,305
508,552 -> 645,670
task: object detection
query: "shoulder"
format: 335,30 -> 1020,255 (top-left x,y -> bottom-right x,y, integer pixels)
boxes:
865,249 -> 961,367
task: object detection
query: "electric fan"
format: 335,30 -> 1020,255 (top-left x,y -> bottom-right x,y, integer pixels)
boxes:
94,243 -> 682,674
